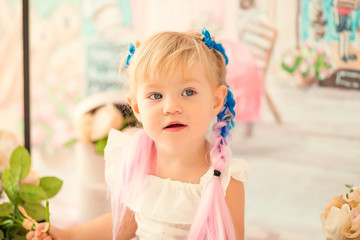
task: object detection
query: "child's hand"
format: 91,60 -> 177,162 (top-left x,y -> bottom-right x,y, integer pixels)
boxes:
26,222 -> 53,240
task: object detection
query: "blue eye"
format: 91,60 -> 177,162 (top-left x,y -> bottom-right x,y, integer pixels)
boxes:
182,89 -> 196,96
149,93 -> 162,99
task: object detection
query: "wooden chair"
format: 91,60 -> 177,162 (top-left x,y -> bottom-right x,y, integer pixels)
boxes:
239,19 -> 282,136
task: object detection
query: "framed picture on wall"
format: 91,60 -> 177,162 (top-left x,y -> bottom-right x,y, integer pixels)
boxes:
298,0 -> 360,90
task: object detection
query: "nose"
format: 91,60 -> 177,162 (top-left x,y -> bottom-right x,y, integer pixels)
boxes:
163,96 -> 183,115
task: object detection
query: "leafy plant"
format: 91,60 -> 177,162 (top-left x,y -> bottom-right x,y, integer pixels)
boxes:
281,42 -> 334,82
0,146 -> 63,239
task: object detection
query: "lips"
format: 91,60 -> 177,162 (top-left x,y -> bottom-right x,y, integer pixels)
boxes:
164,122 -> 187,130
164,122 -> 186,128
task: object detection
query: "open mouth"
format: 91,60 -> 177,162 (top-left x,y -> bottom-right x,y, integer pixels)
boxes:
164,123 -> 186,129
163,122 -> 187,131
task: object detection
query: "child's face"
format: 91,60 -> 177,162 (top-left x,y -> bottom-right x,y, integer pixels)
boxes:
129,63 -> 227,149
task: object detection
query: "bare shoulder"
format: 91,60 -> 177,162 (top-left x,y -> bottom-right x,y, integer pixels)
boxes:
225,177 -> 245,210
225,177 -> 245,240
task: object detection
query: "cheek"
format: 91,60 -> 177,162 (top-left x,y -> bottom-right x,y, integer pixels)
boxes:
191,105 -> 214,128
138,103 -> 159,127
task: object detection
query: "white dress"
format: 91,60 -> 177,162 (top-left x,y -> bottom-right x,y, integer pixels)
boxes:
104,129 -> 252,240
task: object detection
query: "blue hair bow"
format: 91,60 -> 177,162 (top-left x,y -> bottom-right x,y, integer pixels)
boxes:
201,28 -> 229,65
125,42 -> 136,67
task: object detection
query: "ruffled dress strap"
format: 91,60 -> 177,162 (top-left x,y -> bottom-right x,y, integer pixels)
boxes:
220,158 -> 252,195
200,158 -> 252,196
104,128 -> 133,189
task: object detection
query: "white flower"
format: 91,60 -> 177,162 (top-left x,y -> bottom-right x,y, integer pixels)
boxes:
322,204 -> 351,240
299,62 -> 309,73
283,56 -> 294,67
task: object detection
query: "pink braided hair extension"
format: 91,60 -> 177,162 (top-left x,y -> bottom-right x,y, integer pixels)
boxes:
110,130 -> 155,240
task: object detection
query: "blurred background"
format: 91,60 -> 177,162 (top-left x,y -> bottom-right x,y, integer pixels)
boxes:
0,0 -> 359,239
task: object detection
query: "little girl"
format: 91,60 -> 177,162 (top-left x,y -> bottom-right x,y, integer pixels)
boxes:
26,28 -> 251,240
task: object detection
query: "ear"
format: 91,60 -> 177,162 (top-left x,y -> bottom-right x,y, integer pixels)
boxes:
212,85 -> 228,116
127,97 -> 142,122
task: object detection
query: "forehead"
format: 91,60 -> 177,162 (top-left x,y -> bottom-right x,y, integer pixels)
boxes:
140,63 -> 215,88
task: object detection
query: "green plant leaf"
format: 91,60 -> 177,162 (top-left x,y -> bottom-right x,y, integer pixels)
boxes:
24,203 -> 46,222
0,230 -> 3,239
0,202 -> 13,217
0,219 -> 14,228
13,225 -> 28,238
13,236 -> 27,240
64,139 -> 77,148
2,168 -> 19,202
95,137 -> 108,154
39,177 -> 63,199
19,184 -> 48,203
10,146 -> 31,180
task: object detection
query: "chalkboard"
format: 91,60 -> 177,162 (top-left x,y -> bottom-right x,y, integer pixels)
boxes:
319,69 -> 360,91
86,41 -> 129,96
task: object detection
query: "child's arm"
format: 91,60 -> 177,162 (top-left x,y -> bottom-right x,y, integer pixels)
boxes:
225,177 -> 245,240
26,207 -> 137,240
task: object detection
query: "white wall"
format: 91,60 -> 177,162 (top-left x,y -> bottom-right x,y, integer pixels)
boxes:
272,0 -> 298,76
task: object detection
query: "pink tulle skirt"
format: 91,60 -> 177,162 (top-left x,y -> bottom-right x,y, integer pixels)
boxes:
222,40 -> 262,122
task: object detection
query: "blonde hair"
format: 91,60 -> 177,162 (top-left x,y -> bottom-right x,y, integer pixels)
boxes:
123,30 -> 227,97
